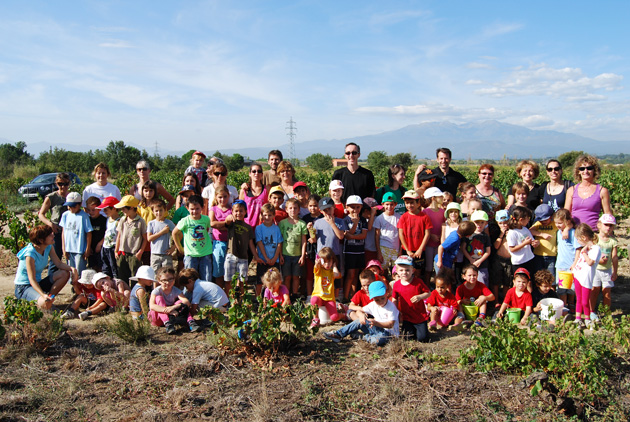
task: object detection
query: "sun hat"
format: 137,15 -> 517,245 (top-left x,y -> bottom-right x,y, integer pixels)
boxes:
96,196 -> 120,209
381,192 -> 397,203
329,180 -> 344,191
346,195 -> 363,206
318,197 -> 334,211
599,214 -> 617,225
365,259 -> 383,271
91,272 -> 110,288
63,192 -> 82,206
368,281 -> 387,299
495,209 -> 509,222
471,210 -> 489,222
444,202 -> 461,219
114,195 -> 140,209
395,255 -> 413,266
78,269 -> 96,285
129,265 -> 156,283
423,187 -> 443,199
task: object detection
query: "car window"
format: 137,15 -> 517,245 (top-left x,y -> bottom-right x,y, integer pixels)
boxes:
32,174 -> 56,184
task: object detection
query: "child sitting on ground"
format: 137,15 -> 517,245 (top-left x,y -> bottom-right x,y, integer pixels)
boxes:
425,270 -> 464,331
262,267 -> 290,307
62,269 -> 99,320
149,267 -> 200,334
310,247 -> 343,326
532,269 -> 561,321
391,255 -> 431,342
455,264 -> 495,326
178,268 -> 230,315
346,270 -> 375,321
129,265 -> 156,320
495,268 -> 533,325
78,272 -> 130,320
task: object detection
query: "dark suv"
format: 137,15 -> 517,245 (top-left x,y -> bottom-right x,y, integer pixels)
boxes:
18,172 -> 82,200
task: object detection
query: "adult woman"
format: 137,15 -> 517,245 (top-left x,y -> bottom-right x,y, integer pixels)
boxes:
239,162 -> 268,228
129,160 -> 175,210
38,172 -> 71,264
565,155 -> 612,231
506,160 -> 541,210
201,162 -> 238,214
475,164 -> 506,220
14,225 -> 77,309
82,163 -> 122,212
537,159 -> 573,212
277,160 -> 297,204
376,164 -> 407,214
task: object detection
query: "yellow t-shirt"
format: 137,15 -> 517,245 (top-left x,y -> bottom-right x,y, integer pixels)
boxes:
312,266 -> 335,301
531,220 -> 558,256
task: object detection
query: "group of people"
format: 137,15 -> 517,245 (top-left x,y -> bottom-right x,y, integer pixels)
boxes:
13,145 -> 619,342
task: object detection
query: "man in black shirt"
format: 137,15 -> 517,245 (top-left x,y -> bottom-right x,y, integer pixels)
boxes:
331,142 -> 376,202
414,147 -> 467,197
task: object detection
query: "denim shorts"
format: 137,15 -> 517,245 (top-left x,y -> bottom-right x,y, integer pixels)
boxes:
281,255 -> 303,277
14,275 -> 54,301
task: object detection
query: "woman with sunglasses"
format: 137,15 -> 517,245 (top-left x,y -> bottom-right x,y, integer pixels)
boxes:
565,155 -> 612,231
475,164 -> 505,220
128,160 -> 175,210
505,160 -> 541,211
537,160 -> 574,212
239,162 -> 268,228
38,172 -> 72,265
202,162 -> 238,214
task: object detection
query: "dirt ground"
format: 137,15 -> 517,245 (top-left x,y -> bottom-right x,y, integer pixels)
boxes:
1,222 -> 630,421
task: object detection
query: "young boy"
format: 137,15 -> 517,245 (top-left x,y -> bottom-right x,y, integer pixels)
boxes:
343,195 -> 368,301
279,199 -> 307,297
323,280 -> 399,346
256,203 -> 284,291
374,192 -> 401,268
496,268 -> 533,325
391,255 -> 431,341
346,270 -> 375,321
179,268 -> 230,316
224,200 -> 260,292
172,185 -> 195,225
435,221 -> 476,270
85,196 -> 106,272
172,195 -> 212,281
147,199 -> 176,272
529,204 -> 558,276
397,190 -> 432,277
60,191 -> 93,274
456,264 -> 495,326
292,181 -> 310,218
268,186 -> 288,223
79,272 -> 131,320
313,197 -> 347,268
61,269 -> 98,319
96,196 -> 120,278
114,195 -> 148,284
489,209 -> 513,306
532,269 -> 560,317
463,210 -> 491,285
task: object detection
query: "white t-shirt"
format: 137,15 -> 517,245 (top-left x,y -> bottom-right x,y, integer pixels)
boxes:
573,245 -> 601,290
82,183 -> 122,216
184,279 -> 230,308
363,300 -> 400,336
373,213 -> 401,250
201,184 -> 238,207
506,226 -> 535,265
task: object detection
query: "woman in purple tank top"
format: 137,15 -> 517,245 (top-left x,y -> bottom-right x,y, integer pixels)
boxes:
564,155 -> 612,231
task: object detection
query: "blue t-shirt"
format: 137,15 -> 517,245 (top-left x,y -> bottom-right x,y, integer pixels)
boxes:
14,244 -> 53,285
556,228 -> 581,270
255,223 -> 283,263
437,230 -> 462,269
59,210 -> 93,254
129,283 -> 148,313
314,216 -> 348,256
147,219 -> 176,254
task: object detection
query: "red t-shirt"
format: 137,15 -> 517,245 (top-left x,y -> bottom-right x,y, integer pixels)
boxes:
392,277 -> 430,324
424,208 -> 445,248
351,289 -> 372,307
274,209 -> 288,224
455,282 -> 493,302
503,287 -> 533,311
334,204 -> 346,219
397,211 -> 433,253
425,289 -> 459,310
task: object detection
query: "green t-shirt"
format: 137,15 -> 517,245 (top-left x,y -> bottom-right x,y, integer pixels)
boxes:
176,215 -> 213,257
596,236 -> 617,271
279,219 -> 307,257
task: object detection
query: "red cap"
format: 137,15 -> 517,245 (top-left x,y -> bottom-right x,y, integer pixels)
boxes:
514,267 -> 530,279
96,196 -> 120,209
293,181 -> 308,190
193,151 -> 206,159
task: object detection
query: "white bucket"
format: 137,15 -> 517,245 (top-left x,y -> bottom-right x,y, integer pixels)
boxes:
539,298 -> 564,321
319,306 -> 332,325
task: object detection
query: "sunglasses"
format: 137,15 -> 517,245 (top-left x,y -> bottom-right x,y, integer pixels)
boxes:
136,167 -> 149,172
251,169 -> 263,174
546,166 -> 561,172
214,172 -> 227,177
345,151 -> 359,156
578,166 -> 594,172
57,182 -> 69,187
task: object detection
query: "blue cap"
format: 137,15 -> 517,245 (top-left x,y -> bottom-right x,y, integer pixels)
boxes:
368,281 -> 387,299
534,204 -> 553,222
495,209 -> 509,222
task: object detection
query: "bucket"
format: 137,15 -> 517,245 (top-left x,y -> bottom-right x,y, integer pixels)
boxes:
440,306 -> 455,326
507,308 -> 522,324
539,298 -> 564,321
318,306 -> 332,325
462,304 -> 479,321
558,271 -> 573,289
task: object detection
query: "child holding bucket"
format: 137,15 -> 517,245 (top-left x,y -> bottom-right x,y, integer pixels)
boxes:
554,209 -> 579,308
310,247 -> 343,327
572,223 -> 601,328
589,214 -> 618,320
456,264 -> 495,326
495,268 -> 533,325
425,269 -> 464,331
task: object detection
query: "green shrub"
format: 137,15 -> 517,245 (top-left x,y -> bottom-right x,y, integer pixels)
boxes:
3,296 -> 44,325
0,204 -> 38,253
103,311 -> 151,344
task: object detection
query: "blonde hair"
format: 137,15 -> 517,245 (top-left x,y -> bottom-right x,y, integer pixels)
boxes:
212,185 -> 230,207
575,223 -> 598,244
92,162 -> 111,178
572,154 -> 601,182
515,160 -> 540,179
190,153 -> 206,167
262,267 -> 282,289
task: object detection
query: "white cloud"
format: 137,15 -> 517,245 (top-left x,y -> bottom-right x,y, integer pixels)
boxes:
354,102 -> 512,121
98,40 -> 133,48
466,62 -> 493,69
480,22 -> 524,39
368,10 -> 429,27
465,79 -> 484,85
514,115 -> 554,127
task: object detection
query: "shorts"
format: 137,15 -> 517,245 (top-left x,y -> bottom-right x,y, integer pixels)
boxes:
67,252 -> 87,273
281,255 -> 303,277
224,253 -> 248,283
593,268 -> 614,289
344,253 -> 365,270
424,246 -> 437,272
212,240 -> 227,278
14,275 -> 54,302
534,255 -> 556,277
490,254 -> 512,288
150,254 -> 173,272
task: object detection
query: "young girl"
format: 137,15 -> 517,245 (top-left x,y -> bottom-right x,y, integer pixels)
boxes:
137,180 -> 157,224
329,180 -> 346,219
149,267 -> 199,334
425,270 -> 464,330
310,247 -> 342,326
572,223 -> 601,328
262,267 -> 291,307
129,265 -> 155,319
423,187 -> 445,285
507,182 -> 530,218
303,194 -> 322,295
496,268 -> 533,325
175,172 -> 202,210
554,209 -> 578,307
374,192 -> 401,270
441,202 -> 463,279
590,214 -> 618,318
343,196 -> 368,301
455,264 -> 495,325
442,192 -> 454,209
459,182 -> 477,220
184,151 -> 208,187
209,186 -> 234,287
506,206 -> 539,279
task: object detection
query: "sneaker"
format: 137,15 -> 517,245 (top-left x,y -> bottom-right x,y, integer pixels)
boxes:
165,322 -> 176,335
584,319 -> 593,329
310,318 -> 320,328
590,312 -> 599,321
189,320 -> 203,333
575,319 -> 585,329
474,317 -> 486,327
61,309 -> 75,320
78,311 -> 90,321
323,331 -> 342,343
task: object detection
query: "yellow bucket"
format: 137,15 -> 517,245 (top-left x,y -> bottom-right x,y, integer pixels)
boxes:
558,271 -> 573,289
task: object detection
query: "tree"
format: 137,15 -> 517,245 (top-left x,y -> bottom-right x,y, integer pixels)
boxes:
0,141 -> 33,165
367,151 -> 390,173
224,153 -> 245,172
389,152 -> 415,170
557,150 -> 585,171
305,153 -> 333,171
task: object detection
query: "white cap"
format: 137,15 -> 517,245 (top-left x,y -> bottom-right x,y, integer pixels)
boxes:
346,195 -> 363,206
423,187 -> 443,199
329,180 -> 344,190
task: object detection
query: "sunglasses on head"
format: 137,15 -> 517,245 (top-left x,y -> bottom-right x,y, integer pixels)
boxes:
579,166 -> 594,171
214,172 -> 227,177
546,166 -> 561,172
345,151 -> 359,156
57,182 -> 69,187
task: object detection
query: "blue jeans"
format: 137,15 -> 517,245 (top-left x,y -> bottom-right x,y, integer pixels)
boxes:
335,319 -> 393,346
67,252 -> 87,274
401,320 -> 429,342
184,255 -> 212,281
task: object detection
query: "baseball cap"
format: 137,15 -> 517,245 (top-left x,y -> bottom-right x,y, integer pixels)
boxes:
495,209 -> 509,222
514,267 -> 530,279
293,181 -> 308,190
329,180 -> 344,191
417,168 -> 437,181
318,197 -> 334,211
193,150 -> 206,159
444,202 -> 461,219
178,185 -> 196,196
63,192 -> 82,206
423,187 -> 443,199
395,255 -> 413,266
381,192 -> 397,203
402,190 -> 420,200
368,281 -> 387,299
114,195 -> 140,209
363,197 -> 378,208
268,185 -> 285,199
599,214 -> 617,225
346,195 -> 362,206
471,210 -> 489,222
96,196 -> 120,209
129,265 -> 156,283
534,204 -> 553,222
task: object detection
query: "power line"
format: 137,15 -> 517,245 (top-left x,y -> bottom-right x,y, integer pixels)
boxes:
286,117 -> 297,163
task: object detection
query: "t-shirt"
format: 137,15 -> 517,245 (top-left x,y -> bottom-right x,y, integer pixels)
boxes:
89,215 -> 107,251
82,183 -> 121,216
530,220 -> 558,257
432,167 -> 468,198
137,205 -> 155,225
392,278 -> 430,324
312,265 -> 336,301
464,232 -> 491,268
506,226 -> 535,265
279,219 -> 307,257
117,215 -> 147,254
201,184 -> 238,208
439,230 -> 462,269
176,215 -> 213,257
455,282 -> 493,302
503,287 -> 533,311
351,289 -> 372,307
129,283 -> 148,313
333,204 -> 346,219
343,216 -> 368,254
425,289 -> 459,310
147,219 -> 175,254
274,208 -> 289,224
255,223 -> 283,263
373,213 -> 401,250
14,244 -> 53,285
185,166 -> 208,187
226,220 -> 255,259
363,300 -> 400,336
302,213 -> 322,226
556,228 -> 581,270
152,285 -> 183,307
172,206 -> 190,225
185,279 -> 230,308
597,236 -> 617,271
375,185 -> 407,215
573,245 -> 601,289
365,226 -> 377,252
103,217 -> 119,249
210,206 -> 231,242
314,216 -> 348,256
397,211 -> 433,253
424,208 -> 445,248
263,285 -> 290,305
531,288 -> 558,307
331,166 -> 376,202
59,210 -> 93,254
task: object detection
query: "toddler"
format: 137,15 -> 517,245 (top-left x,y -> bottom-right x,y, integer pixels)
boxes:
374,192 -> 401,268
391,255 -> 431,342
310,247 -> 343,326
425,270 -> 464,330
147,199 -> 175,271
590,214 -> 618,318
262,267 -> 290,306
456,264 -> 495,326
184,150 -> 208,187
496,268 -> 533,325
572,223 -> 601,328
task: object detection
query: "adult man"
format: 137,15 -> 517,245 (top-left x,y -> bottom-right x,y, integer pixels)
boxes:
414,148 -> 467,197
332,142 -> 376,202
262,150 -> 283,186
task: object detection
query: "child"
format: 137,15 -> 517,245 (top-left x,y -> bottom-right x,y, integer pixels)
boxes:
279,198 -> 307,297
313,197 -> 347,271
365,260 -> 385,281
96,196 -> 120,278
147,199 -> 176,271
329,180 -> 346,219
184,150 -> 208,187
554,209 -> 579,307
292,181 -> 310,217
310,247 -> 343,326
507,182 -> 530,217
346,270 -> 375,321
256,203 -> 284,293
458,182 -> 477,220
60,191 -> 93,274
149,267 -> 200,334
495,268 -> 533,325
172,195 -> 213,281
303,194 -> 322,295
175,173 -> 202,210
463,210 -> 491,285
374,192 -> 401,269
506,206 -> 538,278
90,272 -> 131,311
529,204 -> 558,275
137,180 -> 157,225
178,268 -> 230,315
425,270 -> 464,330
572,223 -> 601,328
85,196 -> 106,272
442,191 -> 454,209
456,264 -> 495,325
62,269 -> 99,319
172,185 -> 195,225
323,280 -> 399,346
436,221 -> 476,271
397,191 -> 432,277
224,200 -> 260,292
422,187 -> 445,285
489,210 -> 513,305
343,195 -> 368,301
74,271 -> 116,321
128,265 -> 156,319
361,200 -> 379,264
262,267 -> 290,307
464,198 -> 483,222
268,186 -> 289,223
440,202 -> 464,279
209,186 -> 233,285
391,255 -> 431,342
114,196 -> 148,284
590,214 -> 618,318
532,269 -> 560,320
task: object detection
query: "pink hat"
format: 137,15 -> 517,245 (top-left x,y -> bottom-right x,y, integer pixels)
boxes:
365,259 -> 383,271
599,214 -> 617,225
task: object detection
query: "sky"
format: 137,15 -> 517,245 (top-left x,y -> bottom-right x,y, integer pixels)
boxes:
1,1 -> 629,154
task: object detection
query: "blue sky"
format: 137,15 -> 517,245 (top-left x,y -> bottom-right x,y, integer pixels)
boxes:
1,1 -> 629,153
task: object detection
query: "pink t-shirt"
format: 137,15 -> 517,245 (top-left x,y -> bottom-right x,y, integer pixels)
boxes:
211,206 -> 232,242
263,285 -> 289,304
423,207 -> 445,248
